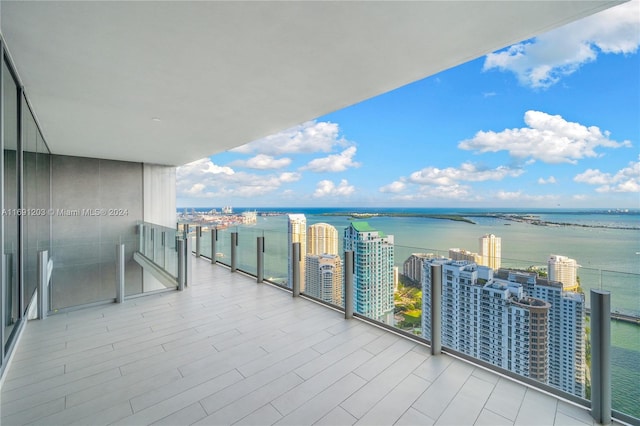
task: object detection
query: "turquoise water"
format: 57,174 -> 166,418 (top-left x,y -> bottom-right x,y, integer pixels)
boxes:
188,208 -> 639,418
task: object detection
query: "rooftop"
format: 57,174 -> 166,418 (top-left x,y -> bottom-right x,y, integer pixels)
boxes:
1,257 -> 616,425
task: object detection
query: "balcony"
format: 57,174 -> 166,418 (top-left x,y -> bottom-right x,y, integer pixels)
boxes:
1,257 -> 620,426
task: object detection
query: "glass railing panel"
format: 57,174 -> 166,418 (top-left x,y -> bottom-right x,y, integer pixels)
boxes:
164,228 -> 179,279
215,227 -> 233,267
136,221 -> 180,283
51,237 -> 120,309
199,227 -> 212,259
263,228 -> 287,286
152,228 -> 164,268
236,226 -> 261,276
600,270 -> 640,419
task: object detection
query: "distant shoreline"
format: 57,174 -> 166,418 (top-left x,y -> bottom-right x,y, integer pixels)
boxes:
468,213 -> 640,231
317,211 -> 640,230
320,212 -> 476,224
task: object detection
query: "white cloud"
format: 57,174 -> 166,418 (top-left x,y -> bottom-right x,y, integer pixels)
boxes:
229,154 -> 291,170
574,158 -> 640,193
538,176 -> 557,185
177,157 -> 300,198
484,1 -> 640,88
177,158 -> 234,179
231,121 -> 348,156
408,162 -> 523,186
495,191 -> 560,202
313,179 -> 355,198
459,110 -> 631,164
379,180 -> 406,193
483,92 -> 497,98
301,146 -> 361,172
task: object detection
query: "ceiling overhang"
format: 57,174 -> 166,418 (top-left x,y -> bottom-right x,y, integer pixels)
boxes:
0,1 -> 626,166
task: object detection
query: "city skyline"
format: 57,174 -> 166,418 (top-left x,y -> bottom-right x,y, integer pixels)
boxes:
177,1 -> 639,209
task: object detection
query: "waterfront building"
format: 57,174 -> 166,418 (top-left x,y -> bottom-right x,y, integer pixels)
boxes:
241,210 -> 257,224
496,269 -> 586,398
402,253 -> 435,285
548,254 -> 579,291
307,223 -> 339,256
305,254 -> 343,306
479,234 -> 502,270
449,248 -> 482,264
422,259 -> 586,396
288,214 -> 307,291
344,221 -> 394,325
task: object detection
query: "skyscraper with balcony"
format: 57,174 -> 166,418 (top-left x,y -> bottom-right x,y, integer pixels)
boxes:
548,254 -> 579,291
307,223 -> 339,256
305,254 -> 343,306
288,214 -> 307,291
531,278 -> 586,397
496,269 -> 586,398
422,259 -> 558,390
449,248 -> 482,264
479,234 -> 501,270
402,253 -> 435,285
305,222 -> 342,304
344,221 -> 394,325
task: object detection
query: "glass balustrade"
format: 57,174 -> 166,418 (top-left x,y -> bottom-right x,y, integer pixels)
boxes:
179,214 -> 639,422
134,222 -> 182,294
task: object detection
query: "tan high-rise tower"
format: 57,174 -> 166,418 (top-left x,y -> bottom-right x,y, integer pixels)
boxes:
307,222 -> 338,255
548,254 -> 579,291
479,234 -> 501,270
288,214 -> 307,291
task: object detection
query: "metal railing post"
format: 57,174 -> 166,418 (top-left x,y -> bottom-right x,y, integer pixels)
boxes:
257,236 -> 264,283
344,251 -> 354,319
195,225 -> 202,257
430,263 -> 442,355
231,232 -> 238,272
177,239 -> 185,291
185,235 -> 192,287
591,289 -> 611,424
138,223 -> 144,255
150,227 -> 156,261
211,228 -> 217,265
161,231 -> 167,267
292,242 -> 301,297
37,250 -> 49,319
116,244 -> 125,303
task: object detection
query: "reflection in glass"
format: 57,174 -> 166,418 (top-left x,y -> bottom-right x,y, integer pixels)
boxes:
3,61 -> 19,349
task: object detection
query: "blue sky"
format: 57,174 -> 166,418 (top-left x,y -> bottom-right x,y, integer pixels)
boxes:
178,1 -> 640,209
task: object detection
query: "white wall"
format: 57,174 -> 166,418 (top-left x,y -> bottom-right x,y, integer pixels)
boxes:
143,164 -> 176,228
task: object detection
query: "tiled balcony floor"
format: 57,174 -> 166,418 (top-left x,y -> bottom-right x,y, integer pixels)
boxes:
1,257 -> 612,426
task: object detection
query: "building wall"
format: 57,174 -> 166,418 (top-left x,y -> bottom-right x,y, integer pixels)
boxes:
50,155 -> 144,309
143,164 -> 176,228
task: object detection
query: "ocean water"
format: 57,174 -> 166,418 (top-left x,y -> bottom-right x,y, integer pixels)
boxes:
186,207 -> 639,417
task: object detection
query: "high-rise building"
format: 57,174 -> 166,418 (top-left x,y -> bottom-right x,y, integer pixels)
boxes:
479,234 -> 501,270
344,221 -> 394,325
531,277 -> 586,397
402,253 -> 435,284
422,260 -> 585,397
449,248 -> 482,264
496,269 -> 586,398
548,254 -> 579,291
305,254 -> 343,306
288,214 -> 307,291
307,223 -> 339,255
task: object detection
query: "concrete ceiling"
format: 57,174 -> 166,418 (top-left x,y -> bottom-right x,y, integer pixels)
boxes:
1,1 -> 625,166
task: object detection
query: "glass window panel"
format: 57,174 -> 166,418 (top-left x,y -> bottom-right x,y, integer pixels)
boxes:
3,60 -> 19,349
